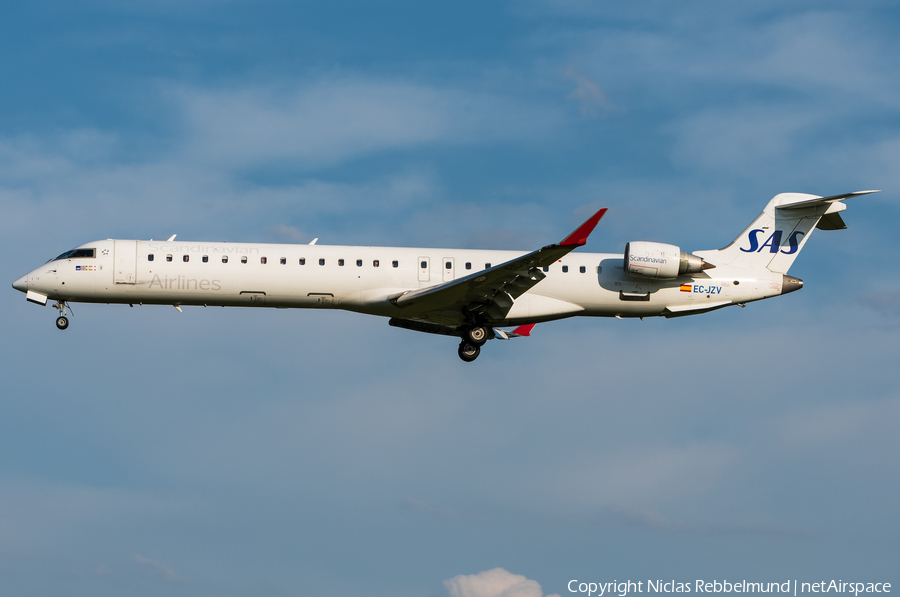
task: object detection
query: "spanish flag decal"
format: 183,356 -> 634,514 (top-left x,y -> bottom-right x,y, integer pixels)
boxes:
680,284 -> 692,292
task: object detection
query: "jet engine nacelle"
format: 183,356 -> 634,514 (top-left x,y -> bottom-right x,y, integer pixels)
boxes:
624,241 -> 708,279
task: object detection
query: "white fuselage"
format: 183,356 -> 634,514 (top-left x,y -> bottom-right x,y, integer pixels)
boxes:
17,239 -> 785,325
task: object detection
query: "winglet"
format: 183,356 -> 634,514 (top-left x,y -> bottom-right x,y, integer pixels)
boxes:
559,208 -> 608,247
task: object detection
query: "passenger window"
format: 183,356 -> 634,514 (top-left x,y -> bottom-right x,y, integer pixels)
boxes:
356,259 -> 363,267
445,261 -> 452,269
261,257 -> 267,264
562,265 -> 568,273
183,255 -> 189,262
465,262 -> 471,270
241,256 -> 247,264
485,263 -> 491,269
148,254 -> 154,262
223,256 -> 228,263
300,258 -> 306,265
280,257 -> 286,265
167,254 -> 173,262
373,260 -> 379,267
580,266 -> 586,273
542,266 -> 549,272
392,260 -> 398,268
202,255 -> 208,263
319,258 -> 325,266
338,259 -> 345,266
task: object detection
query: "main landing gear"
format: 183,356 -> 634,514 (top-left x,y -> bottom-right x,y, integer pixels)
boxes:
458,340 -> 480,362
457,325 -> 489,362
54,300 -> 70,331
464,325 -> 488,346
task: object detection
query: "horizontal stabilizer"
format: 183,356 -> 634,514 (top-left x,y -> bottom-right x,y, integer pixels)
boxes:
775,190 -> 879,210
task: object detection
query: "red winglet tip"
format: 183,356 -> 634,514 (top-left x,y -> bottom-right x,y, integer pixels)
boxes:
559,208 -> 608,246
512,324 -> 536,337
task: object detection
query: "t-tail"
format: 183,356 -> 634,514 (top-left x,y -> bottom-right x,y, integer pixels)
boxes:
694,190 -> 879,274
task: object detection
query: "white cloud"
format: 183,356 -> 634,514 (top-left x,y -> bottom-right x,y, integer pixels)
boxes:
591,505 -> 816,537
0,130 -> 446,247
133,554 -> 191,583
0,479 -> 178,553
776,395 -> 900,449
554,443 -> 736,510
269,224 -> 309,243
173,78 -> 558,169
445,568 -> 560,597
667,107 -> 821,174
732,12 -> 899,104
563,65 -> 614,116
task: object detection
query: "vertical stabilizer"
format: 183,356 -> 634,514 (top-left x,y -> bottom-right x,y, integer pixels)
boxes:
694,191 -> 877,274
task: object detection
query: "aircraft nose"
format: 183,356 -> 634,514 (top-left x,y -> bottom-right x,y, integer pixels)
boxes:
12,275 -> 27,292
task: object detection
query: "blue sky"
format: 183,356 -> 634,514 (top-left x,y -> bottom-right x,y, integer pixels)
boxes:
2,1 -> 899,596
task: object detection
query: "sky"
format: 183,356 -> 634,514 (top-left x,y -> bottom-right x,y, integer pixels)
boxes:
2,1 -> 899,596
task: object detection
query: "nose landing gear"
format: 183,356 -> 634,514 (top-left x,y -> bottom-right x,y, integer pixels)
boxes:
53,300 -> 71,331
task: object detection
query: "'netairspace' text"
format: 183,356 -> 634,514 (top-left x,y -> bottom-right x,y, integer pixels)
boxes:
567,581 -> 891,597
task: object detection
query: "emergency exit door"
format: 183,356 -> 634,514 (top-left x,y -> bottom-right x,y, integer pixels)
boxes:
418,257 -> 430,282
114,240 -> 137,284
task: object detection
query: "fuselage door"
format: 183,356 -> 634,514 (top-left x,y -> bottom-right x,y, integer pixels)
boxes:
442,257 -> 455,282
418,257 -> 430,283
114,240 -> 137,284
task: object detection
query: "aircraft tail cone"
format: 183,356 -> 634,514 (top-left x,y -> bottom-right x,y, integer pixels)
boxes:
781,275 -> 803,295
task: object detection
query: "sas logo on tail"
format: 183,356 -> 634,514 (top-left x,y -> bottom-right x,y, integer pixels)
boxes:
741,230 -> 804,254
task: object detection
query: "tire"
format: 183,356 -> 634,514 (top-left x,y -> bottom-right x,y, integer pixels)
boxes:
458,341 -> 480,362
466,325 -> 488,346
56,316 -> 69,330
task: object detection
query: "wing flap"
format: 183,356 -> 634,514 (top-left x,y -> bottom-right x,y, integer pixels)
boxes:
392,208 -> 607,319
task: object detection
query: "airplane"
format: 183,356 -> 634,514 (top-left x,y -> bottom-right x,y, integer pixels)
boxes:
12,190 -> 877,362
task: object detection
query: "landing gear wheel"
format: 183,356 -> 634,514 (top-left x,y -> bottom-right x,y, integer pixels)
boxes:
465,325 -> 488,346
56,316 -> 69,330
458,341 -> 480,362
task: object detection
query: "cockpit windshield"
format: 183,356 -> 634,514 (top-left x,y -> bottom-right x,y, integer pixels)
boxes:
50,248 -> 96,262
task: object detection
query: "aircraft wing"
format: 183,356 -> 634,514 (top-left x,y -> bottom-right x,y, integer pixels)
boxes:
390,208 -> 607,322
